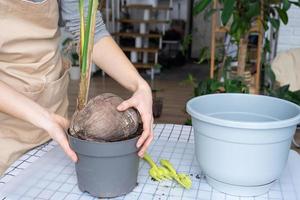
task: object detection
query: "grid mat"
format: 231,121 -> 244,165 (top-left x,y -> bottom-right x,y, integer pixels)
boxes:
0,124 -> 299,200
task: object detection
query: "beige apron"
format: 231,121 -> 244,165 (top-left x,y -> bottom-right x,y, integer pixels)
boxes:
0,0 -> 69,175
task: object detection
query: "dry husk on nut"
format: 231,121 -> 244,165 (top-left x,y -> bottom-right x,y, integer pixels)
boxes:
69,93 -> 140,142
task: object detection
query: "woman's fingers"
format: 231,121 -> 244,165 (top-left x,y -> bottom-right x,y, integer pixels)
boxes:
117,99 -> 135,111
137,113 -> 150,147
47,119 -> 78,163
58,134 -> 78,162
137,113 -> 154,156
116,88 -> 154,157
138,132 -> 153,157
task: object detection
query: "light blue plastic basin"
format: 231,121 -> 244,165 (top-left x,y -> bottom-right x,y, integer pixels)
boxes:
186,93 -> 300,196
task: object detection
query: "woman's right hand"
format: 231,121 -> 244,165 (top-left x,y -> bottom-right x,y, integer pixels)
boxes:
44,113 -> 78,162
0,81 -> 77,163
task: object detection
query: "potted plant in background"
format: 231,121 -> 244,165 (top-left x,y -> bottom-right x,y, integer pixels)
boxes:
149,63 -> 164,118
189,0 -> 300,104
62,38 -> 81,80
189,0 -> 300,106
69,51 -> 80,80
152,88 -> 164,118
67,0 -> 141,197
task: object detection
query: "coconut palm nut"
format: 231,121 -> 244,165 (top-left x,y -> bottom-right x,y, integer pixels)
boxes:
69,93 -> 140,142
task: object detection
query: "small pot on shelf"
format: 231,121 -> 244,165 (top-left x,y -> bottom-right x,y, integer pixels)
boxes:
152,89 -> 163,118
153,97 -> 163,118
69,66 -> 80,80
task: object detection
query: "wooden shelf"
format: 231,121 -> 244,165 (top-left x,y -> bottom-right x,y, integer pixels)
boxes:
106,1 -> 173,80
216,26 -> 260,33
112,32 -> 161,38
121,47 -> 159,53
133,62 -> 155,68
118,19 -> 170,24
155,5 -> 173,10
123,4 -> 172,11
124,4 -> 152,9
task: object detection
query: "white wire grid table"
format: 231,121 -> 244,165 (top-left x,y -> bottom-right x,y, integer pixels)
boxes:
0,124 -> 299,200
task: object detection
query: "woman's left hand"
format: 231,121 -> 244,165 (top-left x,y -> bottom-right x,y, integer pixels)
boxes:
117,81 -> 153,157
92,37 -> 154,157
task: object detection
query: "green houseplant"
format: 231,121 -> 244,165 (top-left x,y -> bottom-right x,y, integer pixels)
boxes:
194,0 -> 300,76
190,0 -> 300,94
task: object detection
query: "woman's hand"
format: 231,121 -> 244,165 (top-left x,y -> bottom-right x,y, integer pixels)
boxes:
117,81 -> 154,157
92,37 -> 155,157
44,113 -> 78,162
0,81 -> 77,163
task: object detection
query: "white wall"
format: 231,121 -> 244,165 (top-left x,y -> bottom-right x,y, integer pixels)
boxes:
170,0 -> 188,20
277,5 -> 300,53
191,11 -> 211,58
127,0 -> 158,6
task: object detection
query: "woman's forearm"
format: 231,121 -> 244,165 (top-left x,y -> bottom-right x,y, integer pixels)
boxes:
92,36 -> 148,92
0,81 -> 53,131
0,81 -> 78,162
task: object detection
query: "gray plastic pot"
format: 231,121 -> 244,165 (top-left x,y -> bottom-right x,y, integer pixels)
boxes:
68,134 -> 139,198
186,93 -> 300,196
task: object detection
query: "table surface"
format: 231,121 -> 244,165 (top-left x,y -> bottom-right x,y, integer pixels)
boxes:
0,124 -> 300,200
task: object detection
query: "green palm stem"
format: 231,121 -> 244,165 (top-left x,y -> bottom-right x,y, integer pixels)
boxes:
77,0 -> 99,110
79,0 -> 85,59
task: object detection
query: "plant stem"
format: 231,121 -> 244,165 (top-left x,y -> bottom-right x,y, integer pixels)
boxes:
81,0 -> 93,75
77,0 -> 99,110
237,34 -> 249,76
